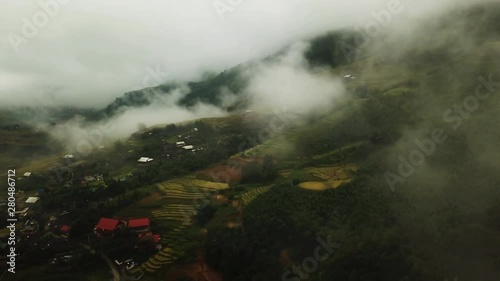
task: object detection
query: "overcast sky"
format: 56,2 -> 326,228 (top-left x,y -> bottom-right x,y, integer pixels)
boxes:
0,0 -> 467,108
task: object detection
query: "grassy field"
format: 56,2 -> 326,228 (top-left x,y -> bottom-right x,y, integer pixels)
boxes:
236,135 -> 295,160
0,128 -> 62,177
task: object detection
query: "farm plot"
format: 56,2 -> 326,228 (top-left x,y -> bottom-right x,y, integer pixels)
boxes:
195,164 -> 242,183
304,164 -> 357,180
153,177 -> 228,223
298,164 -> 357,191
152,204 -> 197,222
133,177 -> 229,274
131,222 -> 193,274
236,186 -> 272,206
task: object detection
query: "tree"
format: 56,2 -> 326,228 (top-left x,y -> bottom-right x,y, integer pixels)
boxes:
262,154 -> 277,181
240,155 -> 277,184
164,123 -> 177,134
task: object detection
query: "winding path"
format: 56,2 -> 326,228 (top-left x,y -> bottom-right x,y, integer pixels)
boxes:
100,252 -> 122,281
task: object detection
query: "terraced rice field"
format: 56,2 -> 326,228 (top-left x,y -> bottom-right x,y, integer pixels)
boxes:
134,176 -> 228,274
130,221 -> 193,274
304,164 -> 357,180
152,204 -> 197,222
298,165 -> 357,191
236,186 -> 272,206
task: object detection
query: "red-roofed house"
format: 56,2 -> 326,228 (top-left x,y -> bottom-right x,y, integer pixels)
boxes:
94,218 -> 125,236
60,225 -> 71,232
128,218 -> 150,232
138,232 -> 161,243
60,225 -> 71,238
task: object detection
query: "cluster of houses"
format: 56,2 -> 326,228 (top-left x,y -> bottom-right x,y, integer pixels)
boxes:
94,217 -> 151,235
17,210 -> 73,241
21,220 -> 40,236
138,128 -> 204,163
175,127 -> 200,152
2,190 -> 42,220
47,211 -> 73,239
175,141 -> 195,151
94,217 -> 161,247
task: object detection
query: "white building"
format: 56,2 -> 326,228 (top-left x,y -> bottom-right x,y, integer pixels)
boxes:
25,197 -> 40,204
182,145 -> 194,150
137,157 -> 154,163
15,207 -> 29,217
176,141 -> 186,147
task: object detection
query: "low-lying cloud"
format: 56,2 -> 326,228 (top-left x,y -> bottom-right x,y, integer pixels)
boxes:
243,42 -> 345,112
45,86 -> 227,153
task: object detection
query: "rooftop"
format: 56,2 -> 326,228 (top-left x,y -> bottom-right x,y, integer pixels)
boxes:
95,218 -> 121,231
60,225 -> 71,233
25,197 -> 40,204
128,218 -> 150,228
138,157 -> 154,163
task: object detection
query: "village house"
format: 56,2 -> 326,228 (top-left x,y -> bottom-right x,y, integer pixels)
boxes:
138,232 -> 160,243
84,176 -> 96,182
138,232 -> 162,249
343,74 -> 356,80
22,220 -> 40,236
59,225 -> 71,239
128,218 -> 151,233
25,197 -> 40,204
94,218 -> 126,236
137,157 -> 154,163
15,207 -> 29,218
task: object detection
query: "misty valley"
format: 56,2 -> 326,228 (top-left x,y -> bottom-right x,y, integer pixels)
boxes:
1,1 -> 500,281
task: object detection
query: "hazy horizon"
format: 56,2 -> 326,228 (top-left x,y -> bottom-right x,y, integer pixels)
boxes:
0,0 -> 475,108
